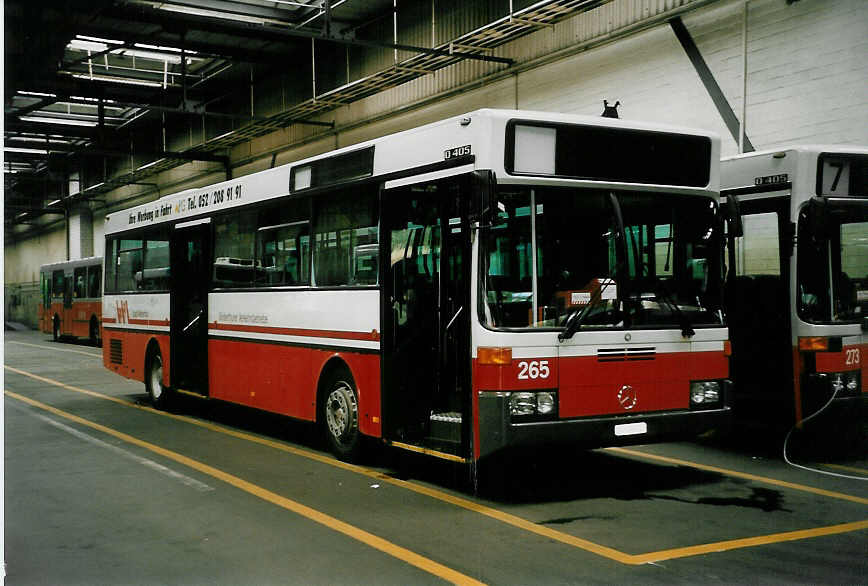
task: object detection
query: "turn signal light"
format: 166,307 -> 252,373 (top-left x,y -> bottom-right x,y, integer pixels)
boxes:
723,340 -> 732,356
478,347 -> 513,365
799,337 -> 829,352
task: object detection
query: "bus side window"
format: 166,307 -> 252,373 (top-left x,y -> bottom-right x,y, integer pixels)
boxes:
256,223 -> 310,286
313,188 -> 378,286
213,210 -> 257,287
88,266 -> 102,298
74,267 -> 87,298
52,270 -> 65,299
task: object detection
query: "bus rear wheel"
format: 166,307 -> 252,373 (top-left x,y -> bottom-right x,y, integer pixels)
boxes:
145,349 -> 171,410
321,371 -> 361,461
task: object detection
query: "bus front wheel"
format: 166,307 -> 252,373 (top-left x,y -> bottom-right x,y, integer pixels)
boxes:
320,370 -> 361,461
145,349 -> 171,410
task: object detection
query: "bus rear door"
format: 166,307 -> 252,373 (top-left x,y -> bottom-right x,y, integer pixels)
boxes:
170,220 -> 211,395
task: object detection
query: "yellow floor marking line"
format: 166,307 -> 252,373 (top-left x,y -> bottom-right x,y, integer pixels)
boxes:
3,365 -> 634,564
606,447 -> 868,506
5,390 -> 484,586
630,519 -> 868,564
6,340 -> 102,358
822,463 -> 868,477
7,364 -> 868,566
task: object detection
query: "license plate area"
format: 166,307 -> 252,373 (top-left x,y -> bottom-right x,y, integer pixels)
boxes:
614,421 -> 647,437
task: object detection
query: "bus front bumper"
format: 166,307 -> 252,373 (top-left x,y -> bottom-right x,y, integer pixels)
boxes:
477,393 -> 731,460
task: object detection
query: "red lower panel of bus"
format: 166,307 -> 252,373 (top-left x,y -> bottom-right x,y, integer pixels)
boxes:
43,301 -> 101,338
207,338 -> 383,437
474,350 -> 729,418
812,342 -> 868,398
557,351 -> 728,417
103,331 -> 383,437
102,329 -> 169,385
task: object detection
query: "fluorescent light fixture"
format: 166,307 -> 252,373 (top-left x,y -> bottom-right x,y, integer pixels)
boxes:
9,136 -> 72,145
4,147 -> 49,155
86,182 -> 105,191
20,115 -> 98,127
18,91 -> 58,98
68,39 -> 109,52
76,35 -> 124,45
137,158 -> 165,171
71,73 -> 164,88
47,199 -> 62,206
120,49 -> 182,64
213,130 -> 236,141
156,4 -> 267,25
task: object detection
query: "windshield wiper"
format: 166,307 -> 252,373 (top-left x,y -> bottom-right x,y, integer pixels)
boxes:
653,282 -> 695,338
558,279 -> 617,342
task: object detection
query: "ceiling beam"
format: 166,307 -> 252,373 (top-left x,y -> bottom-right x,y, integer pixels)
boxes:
105,4 -> 514,65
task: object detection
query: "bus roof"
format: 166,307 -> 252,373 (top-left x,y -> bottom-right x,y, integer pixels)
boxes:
39,256 -> 103,273
105,109 -> 720,236
721,144 -> 868,193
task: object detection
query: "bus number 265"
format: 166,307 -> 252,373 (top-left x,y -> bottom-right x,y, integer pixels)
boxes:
518,360 -> 550,380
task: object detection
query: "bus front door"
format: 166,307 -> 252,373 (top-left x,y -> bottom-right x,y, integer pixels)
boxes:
726,194 -> 794,426
382,174 -> 471,458
170,222 -> 211,395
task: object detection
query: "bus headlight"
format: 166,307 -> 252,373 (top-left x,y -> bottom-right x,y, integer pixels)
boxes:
509,391 -> 558,420
816,370 -> 861,398
509,392 -> 536,416
537,392 -> 556,415
690,381 -> 722,408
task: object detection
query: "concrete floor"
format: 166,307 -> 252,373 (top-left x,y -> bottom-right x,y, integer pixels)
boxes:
4,328 -> 867,585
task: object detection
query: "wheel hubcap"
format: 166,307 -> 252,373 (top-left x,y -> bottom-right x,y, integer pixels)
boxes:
151,360 -> 163,399
326,382 -> 357,444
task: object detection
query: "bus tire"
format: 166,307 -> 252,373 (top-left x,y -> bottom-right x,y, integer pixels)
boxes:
145,347 -> 171,410
320,369 -> 361,461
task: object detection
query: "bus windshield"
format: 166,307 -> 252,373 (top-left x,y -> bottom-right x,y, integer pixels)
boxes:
798,200 -> 868,323
482,187 -> 723,331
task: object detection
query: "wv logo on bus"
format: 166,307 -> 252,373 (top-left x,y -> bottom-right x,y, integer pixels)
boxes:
116,300 -> 130,324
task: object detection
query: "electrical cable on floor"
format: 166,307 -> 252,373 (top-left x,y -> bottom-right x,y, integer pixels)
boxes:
782,387 -> 868,481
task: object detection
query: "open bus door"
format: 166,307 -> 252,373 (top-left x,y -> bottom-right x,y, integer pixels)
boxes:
724,193 -> 795,426
381,172 -> 473,459
170,220 -> 211,395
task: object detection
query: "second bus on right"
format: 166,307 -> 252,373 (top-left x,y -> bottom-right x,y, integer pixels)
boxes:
722,146 -> 868,433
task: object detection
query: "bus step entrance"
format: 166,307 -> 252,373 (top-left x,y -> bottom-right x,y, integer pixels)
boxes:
428,412 -> 462,444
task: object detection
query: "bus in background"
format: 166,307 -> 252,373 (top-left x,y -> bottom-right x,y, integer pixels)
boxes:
38,256 -> 103,345
722,146 -> 868,431
102,109 -> 730,464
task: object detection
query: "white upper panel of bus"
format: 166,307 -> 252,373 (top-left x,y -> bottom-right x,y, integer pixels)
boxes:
39,256 -> 104,273
105,109 -> 721,235
721,144 -> 868,196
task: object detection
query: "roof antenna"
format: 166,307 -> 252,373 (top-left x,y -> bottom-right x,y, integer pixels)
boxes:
601,100 -> 620,119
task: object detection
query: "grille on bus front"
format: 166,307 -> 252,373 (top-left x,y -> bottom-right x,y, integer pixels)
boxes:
597,347 -> 656,362
109,339 -> 123,364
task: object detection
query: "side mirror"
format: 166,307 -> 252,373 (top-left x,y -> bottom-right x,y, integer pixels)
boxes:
723,194 -> 743,237
806,197 -> 830,242
471,170 -> 496,227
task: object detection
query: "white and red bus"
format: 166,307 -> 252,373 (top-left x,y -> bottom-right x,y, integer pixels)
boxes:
102,109 -> 731,463
39,256 -> 103,344
722,146 -> 868,429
